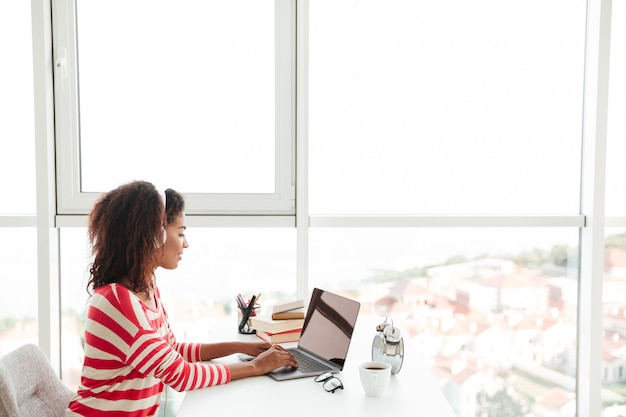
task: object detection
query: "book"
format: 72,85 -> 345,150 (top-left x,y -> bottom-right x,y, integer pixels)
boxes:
248,315 -> 305,333
272,299 -> 305,315
255,328 -> 302,344
271,307 -> 305,320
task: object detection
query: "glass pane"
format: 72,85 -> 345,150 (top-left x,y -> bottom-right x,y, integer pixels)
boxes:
602,6 -> 626,414
603,228 -> 626,416
309,1 -> 586,215
154,228 -> 297,332
60,226 -> 296,389
60,228 -> 91,391
310,228 -> 579,416
0,229 -> 38,355
0,1 -> 36,215
605,1 -> 626,216
76,1 -> 275,194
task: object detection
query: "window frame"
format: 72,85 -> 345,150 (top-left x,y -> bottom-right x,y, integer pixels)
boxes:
51,0 -> 296,216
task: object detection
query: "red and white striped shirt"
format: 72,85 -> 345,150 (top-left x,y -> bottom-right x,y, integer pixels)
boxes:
66,283 -> 230,417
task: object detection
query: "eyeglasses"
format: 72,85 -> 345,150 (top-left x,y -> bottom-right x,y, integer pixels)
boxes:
314,372 -> 344,393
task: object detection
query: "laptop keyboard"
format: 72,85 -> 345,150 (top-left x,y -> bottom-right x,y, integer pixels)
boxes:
290,349 -> 330,373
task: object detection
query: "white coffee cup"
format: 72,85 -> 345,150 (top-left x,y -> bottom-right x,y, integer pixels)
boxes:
359,361 -> 391,397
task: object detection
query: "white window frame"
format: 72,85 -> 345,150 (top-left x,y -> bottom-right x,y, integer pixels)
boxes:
51,0 -> 296,217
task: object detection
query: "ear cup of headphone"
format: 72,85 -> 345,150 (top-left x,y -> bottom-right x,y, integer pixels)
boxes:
383,325 -> 402,343
156,188 -> 167,248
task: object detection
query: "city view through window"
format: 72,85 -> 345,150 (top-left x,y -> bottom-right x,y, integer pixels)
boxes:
4,230 -> 626,416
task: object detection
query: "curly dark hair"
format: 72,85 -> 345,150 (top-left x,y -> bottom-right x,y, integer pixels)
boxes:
86,181 -> 184,296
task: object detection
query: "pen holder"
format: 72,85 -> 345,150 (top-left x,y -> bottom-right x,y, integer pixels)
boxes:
237,305 -> 259,334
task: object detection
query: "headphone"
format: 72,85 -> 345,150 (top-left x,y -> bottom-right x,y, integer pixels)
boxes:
372,316 -> 404,374
156,188 -> 167,248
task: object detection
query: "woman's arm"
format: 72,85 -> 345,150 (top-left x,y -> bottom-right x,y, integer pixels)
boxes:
199,341 -> 272,361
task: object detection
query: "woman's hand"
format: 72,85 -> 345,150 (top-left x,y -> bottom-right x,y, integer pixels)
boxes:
250,344 -> 298,374
228,344 -> 298,380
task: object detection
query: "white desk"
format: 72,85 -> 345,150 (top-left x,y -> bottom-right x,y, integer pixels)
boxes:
177,316 -> 456,417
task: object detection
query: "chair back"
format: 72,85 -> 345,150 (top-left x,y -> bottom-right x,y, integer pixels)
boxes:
0,344 -> 75,417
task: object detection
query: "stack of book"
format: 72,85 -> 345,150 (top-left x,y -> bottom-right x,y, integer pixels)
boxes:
249,299 -> 305,343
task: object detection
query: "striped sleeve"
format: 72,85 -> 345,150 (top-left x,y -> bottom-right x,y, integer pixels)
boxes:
127,328 -> 231,392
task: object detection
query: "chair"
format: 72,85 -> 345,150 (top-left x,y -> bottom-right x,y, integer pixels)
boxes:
0,344 -> 75,417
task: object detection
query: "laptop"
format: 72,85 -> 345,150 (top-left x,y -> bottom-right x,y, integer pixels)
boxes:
267,288 -> 361,381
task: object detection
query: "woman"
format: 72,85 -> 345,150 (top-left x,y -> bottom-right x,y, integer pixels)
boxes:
66,181 -> 297,416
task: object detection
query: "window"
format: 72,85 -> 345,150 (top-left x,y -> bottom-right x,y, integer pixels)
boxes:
16,1 -> 622,416
309,1 -> 585,215
605,0 -> 626,217
603,0 -> 626,409
308,1 -> 589,415
310,228 -> 579,416
0,1 -> 36,216
52,0 -> 295,215
0,1 -> 38,358
60,226 -> 297,389
0,229 -> 39,352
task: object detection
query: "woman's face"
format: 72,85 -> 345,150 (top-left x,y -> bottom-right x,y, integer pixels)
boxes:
159,213 -> 188,270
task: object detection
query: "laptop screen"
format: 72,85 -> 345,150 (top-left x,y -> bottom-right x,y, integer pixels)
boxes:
297,288 -> 361,368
